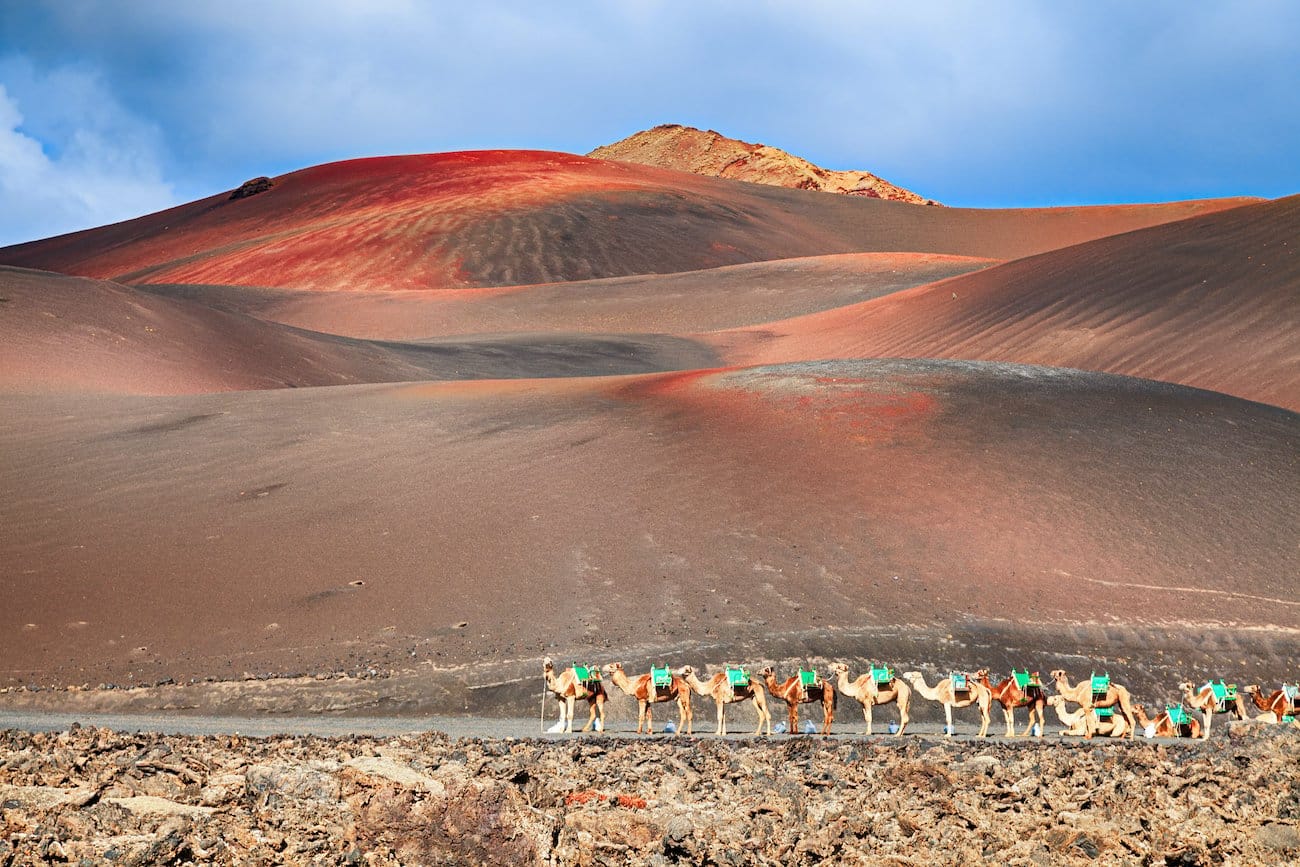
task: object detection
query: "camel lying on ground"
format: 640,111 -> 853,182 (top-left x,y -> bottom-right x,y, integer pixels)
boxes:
1134,703 -> 1202,738
603,662 -> 692,735
902,671 -> 992,737
1046,695 -> 1129,737
760,666 -> 835,734
976,669 -> 1046,738
680,666 -> 772,736
1243,685 -> 1300,726
542,657 -> 606,734
1049,670 -> 1137,739
829,663 -> 910,735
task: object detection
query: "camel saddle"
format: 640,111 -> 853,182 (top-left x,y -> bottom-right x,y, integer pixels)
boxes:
1090,672 -> 1110,703
950,672 -> 970,697
799,668 -> 819,688
1202,680 -> 1236,712
1094,706 -> 1115,720
727,667 -> 751,688
1013,669 -> 1043,696
1167,704 -> 1194,737
871,665 -> 894,687
651,666 -> 672,693
572,664 -> 601,685
1284,683 -> 1300,710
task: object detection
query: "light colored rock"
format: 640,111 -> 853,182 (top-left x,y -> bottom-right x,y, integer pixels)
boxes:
103,795 -> 215,816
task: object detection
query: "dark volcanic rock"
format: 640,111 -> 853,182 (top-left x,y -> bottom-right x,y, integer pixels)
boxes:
1,726 -> 1298,863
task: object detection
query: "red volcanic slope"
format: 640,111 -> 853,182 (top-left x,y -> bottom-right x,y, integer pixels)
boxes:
0,360 -> 1294,685
0,267 -> 718,395
714,194 -> 1300,411
145,253 -> 998,340
0,151 -> 1255,292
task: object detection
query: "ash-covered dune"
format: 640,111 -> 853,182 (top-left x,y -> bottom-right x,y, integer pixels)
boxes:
1,360 -> 1294,692
139,253 -> 997,341
0,151 -> 1253,293
0,266 -> 718,394
714,195 -> 1300,410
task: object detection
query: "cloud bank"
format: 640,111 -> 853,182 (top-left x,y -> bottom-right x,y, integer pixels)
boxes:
1,0 -> 1297,245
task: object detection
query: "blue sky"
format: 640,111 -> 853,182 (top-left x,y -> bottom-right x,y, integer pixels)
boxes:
1,1 -> 1297,246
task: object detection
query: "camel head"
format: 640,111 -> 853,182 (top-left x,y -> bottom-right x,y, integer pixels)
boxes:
601,663 -> 623,675
1178,681 -> 1195,693
1046,695 -> 1066,707
678,665 -> 694,677
543,656 -> 555,672
974,668 -> 989,680
759,665 -> 775,677
828,662 -> 848,675
1049,669 -> 1068,683
901,671 -> 922,682
1244,684 -> 1261,696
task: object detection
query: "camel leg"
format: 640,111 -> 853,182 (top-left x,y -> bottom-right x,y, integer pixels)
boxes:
1004,706 -> 1015,738
563,696 -> 575,734
595,694 -> 605,733
1202,707 -> 1212,740
944,704 -> 954,736
863,701 -> 873,736
645,701 -> 654,735
822,694 -> 833,735
789,700 -> 800,734
636,700 -> 648,735
1119,694 -> 1137,739
978,701 -> 991,738
716,699 -> 726,736
579,697 -> 596,733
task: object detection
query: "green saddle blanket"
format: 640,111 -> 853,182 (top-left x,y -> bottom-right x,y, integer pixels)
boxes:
1166,705 -> 1191,726
950,673 -> 969,692
572,664 -> 601,684
1013,670 -> 1042,692
1094,706 -> 1115,719
727,668 -> 750,688
1090,672 -> 1110,700
871,666 -> 894,685
799,669 -> 818,688
651,666 -> 672,688
1203,680 -> 1236,711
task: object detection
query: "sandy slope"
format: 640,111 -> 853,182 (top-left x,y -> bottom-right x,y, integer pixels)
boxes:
0,151 -> 1254,292
713,195 -> 1300,410
0,266 -> 718,394
1,360 -> 1294,689
138,253 -> 997,341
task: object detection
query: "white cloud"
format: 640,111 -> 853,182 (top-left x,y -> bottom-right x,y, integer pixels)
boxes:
0,74 -> 176,247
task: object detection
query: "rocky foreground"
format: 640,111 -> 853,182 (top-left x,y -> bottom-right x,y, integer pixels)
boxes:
3,724 -> 1299,865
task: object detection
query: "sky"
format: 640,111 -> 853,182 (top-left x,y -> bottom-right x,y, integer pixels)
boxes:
1,1 -> 1297,247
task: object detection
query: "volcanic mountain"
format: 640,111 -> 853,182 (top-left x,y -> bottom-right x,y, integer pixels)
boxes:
590,123 -> 939,204
0,148 -> 1295,714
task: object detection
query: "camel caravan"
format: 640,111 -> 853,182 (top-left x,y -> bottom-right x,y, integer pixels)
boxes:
542,657 -> 1300,740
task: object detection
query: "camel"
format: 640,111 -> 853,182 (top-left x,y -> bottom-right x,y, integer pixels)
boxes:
829,663 -> 911,735
1179,682 -> 1220,739
1242,685 -> 1300,726
679,666 -> 772,736
975,669 -> 1047,738
602,662 -> 693,735
1134,703 -> 1202,739
901,671 -> 992,737
1046,695 -> 1129,737
1049,671 -> 1137,739
542,657 -> 606,734
760,666 -> 836,735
